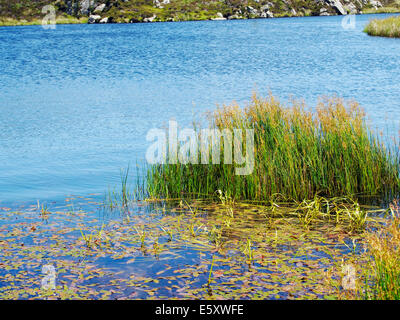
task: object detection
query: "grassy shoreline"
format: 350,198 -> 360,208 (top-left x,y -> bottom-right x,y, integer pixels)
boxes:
0,16 -> 88,27
1,8 -> 400,27
364,15 -> 400,37
362,6 -> 400,14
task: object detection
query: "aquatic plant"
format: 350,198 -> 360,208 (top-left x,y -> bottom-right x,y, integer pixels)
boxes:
160,226 -> 173,241
188,222 -> 203,237
364,200 -> 400,299
0,196 -> 390,300
145,94 -> 400,202
343,204 -> 368,232
37,201 -> 50,217
342,238 -> 358,254
153,237 -> 161,255
216,190 -> 234,206
295,196 -> 328,229
79,224 -> 106,249
104,167 -> 132,211
217,190 -> 235,218
208,226 -> 222,247
291,196 -> 370,232
134,225 -> 147,248
188,222 -> 197,237
223,216 -> 232,228
120,167 -> 130,208
242,238 -> 254,263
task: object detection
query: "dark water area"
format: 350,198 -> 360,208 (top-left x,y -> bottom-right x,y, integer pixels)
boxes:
1,14 -> 400,204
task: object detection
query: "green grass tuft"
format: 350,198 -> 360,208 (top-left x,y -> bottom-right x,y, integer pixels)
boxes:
144,94 -> 400,202
364,15 -> 400,37
364,200 -> 400,299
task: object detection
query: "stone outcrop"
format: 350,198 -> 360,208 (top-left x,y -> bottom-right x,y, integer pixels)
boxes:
227,14 -> 242,20
80,0 -> 97,15
320,7 -> 331,15
325,0 -> 347,15
154,0 -> 170,9
212,12 -> 227,20
369,0 -> 383,8
143,15 -> 157,22
246,6 -> 259,16
17,0 -> 395,25
94,4 -> 106,13
345,3 -> 358,14
88,14 -> 101,23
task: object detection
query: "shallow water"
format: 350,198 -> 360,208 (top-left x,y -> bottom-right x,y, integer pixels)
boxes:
0,199 -> 375,299
1,14 -> 400,203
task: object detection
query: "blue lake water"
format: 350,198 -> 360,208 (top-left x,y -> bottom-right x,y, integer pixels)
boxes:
1,14 -> 400,204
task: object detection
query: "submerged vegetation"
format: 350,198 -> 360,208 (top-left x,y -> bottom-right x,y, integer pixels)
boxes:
1,193 -> 400,299
364,15 -> 400,37
145,95 -> 400,202
364,200 -> 400,299
0,194 -> 393,300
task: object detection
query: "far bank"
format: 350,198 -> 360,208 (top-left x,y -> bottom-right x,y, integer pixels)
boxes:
1,0 -> 400,27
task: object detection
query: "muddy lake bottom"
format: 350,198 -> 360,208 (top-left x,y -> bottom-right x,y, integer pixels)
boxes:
0,197 -> 387,300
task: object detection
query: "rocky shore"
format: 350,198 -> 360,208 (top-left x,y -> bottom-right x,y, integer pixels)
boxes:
0,0 -> 399,26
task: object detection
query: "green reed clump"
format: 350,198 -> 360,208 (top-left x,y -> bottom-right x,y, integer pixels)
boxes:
364,200 -> 400,299
105,165 -> 141,210
145,94 -> 400,202
292,195 -> 369,231
79,224 -> 107,249
364,15 -> 400,38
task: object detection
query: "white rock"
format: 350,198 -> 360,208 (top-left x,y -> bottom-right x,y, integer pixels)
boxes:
261,10 -> 274,18
143,15 -> 157,22
153,0 -> 170,8
261,3 -> 273,11
246,6 -> 259,15
88,15 -> 101,24
80,0 -> 96,15
227,14 -> 240,20
345,3 -> 358,14
325,0 -> 347,15
320,7 -> 331,15
99,17 -> 109,23
94,4 -> 106,13
369,0 -> 382,9
212,12 -> 227,20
